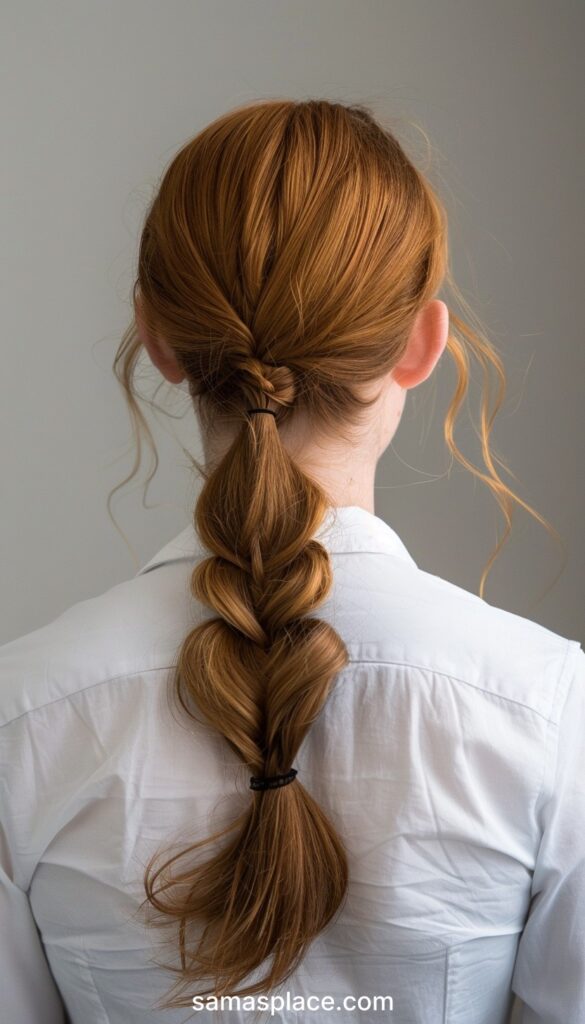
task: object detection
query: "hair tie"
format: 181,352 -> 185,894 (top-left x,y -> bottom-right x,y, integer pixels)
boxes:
247,407 -> 277,418
250,768 -> 298,791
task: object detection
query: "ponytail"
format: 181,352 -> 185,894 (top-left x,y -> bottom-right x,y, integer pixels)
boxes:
144,379 -> 350,1003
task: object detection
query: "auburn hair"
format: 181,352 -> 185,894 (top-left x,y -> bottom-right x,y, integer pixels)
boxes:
109,98 -> 561,1008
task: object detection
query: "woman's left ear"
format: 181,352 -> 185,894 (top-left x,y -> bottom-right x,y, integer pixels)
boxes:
391,299 -> 449,390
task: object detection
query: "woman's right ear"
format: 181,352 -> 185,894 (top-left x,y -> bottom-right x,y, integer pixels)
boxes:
134,293 -> 186,385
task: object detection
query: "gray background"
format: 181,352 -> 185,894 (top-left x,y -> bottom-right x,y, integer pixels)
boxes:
2,0 -> 583,649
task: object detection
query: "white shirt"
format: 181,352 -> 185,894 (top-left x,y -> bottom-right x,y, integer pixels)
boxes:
0,504 -> 583,1024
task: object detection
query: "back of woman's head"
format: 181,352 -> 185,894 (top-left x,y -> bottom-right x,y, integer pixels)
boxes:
111,97 -> 557,1008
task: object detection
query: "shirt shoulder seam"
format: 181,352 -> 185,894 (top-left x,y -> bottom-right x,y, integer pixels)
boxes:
0,665 -> 175,731
340,651 -> 574,724
1,645 -> 575,730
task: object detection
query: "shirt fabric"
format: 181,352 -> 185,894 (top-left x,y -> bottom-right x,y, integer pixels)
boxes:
0,504 -> 583,1024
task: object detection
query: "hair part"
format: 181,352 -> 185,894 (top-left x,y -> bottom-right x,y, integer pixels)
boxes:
108,97 -> 563,1008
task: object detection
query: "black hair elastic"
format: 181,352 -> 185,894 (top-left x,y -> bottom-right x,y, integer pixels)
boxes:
247,407 -> 277,417
250,768 -> 298,791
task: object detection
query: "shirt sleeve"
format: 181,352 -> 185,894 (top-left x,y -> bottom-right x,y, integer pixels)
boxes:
511,642 -> 585,1023
0,859 -> 68,1023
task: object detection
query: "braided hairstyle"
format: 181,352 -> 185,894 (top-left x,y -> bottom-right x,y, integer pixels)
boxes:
110,98 -> 559,1008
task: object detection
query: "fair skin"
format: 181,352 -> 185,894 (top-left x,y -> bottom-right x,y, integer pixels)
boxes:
135,297 -> 449,514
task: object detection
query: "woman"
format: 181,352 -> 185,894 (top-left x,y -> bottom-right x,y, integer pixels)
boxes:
1,98 -> 583,1024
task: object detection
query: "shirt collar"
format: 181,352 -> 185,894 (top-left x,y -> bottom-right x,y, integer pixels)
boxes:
135,504 -> 417,576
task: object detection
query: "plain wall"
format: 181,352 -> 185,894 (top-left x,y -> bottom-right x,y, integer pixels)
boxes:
2,0 -> 583,650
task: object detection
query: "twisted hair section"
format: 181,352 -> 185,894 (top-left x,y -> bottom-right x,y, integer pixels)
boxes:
151,416 -> 351,1002
108,98 -> 562,1007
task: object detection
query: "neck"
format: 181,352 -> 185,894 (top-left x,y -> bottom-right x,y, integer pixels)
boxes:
199,416 -> 379,516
